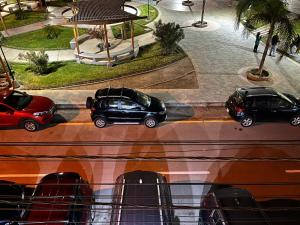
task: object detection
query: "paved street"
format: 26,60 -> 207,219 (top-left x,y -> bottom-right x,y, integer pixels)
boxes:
1,1 -> 300,224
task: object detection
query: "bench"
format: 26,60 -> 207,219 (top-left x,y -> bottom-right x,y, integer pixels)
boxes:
75,41 -> 139,66
69,33 -> 90,49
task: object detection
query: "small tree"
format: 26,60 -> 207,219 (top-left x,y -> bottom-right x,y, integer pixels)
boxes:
236,0 -> 296,76
18,51 -> 49,75
154,20 -> 185,55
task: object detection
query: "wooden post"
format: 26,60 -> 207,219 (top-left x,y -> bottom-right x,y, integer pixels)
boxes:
103,23 -> 111,65
130,20 -> 134,51
0,13 -> 7,34
0,55 -> 12,88
72,0 -> 80,58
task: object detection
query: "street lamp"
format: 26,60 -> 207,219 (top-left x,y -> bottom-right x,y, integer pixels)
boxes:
192,0 -> 208,28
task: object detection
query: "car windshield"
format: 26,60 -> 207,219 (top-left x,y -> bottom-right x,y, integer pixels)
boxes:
277,92 -> 294,104
3,91 -> 32,110
135,91 -> 151,108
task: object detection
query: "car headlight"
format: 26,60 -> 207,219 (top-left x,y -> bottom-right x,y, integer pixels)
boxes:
33,111 -> 48,116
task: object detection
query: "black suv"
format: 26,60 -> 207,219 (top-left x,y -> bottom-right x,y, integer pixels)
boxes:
225,87 -> 300,127
199,187 -> 270,225
86,88 -> 167,128
110,171 -> 175,225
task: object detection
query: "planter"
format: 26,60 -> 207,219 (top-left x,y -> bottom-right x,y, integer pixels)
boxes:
182,0 -> 194,6
246,68 -> 270,81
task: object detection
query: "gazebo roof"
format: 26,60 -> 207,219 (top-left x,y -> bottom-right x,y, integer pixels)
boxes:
66,0 -> 146,25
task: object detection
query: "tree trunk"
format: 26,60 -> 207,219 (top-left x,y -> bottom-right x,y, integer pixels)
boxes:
16,0 -> 22,9
258,23 -> 275,76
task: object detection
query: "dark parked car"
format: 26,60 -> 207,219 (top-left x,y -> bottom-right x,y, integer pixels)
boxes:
0,181 -> 25,225
199,187 -> 270,225
20,172 -> 93,225
225,87 -> 300,127
86,88 -> 167,128
110,171 -> 175,225
0,90 -> 56,131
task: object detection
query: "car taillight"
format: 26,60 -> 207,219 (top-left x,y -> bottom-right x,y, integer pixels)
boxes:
234,106 -> 244,112
91,107 -> 96,112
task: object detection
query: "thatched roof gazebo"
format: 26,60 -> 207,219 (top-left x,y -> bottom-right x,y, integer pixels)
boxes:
63,0 -> 146,65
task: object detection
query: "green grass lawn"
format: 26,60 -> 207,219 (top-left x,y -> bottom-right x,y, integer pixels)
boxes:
13,42 -> 186,89
0,11 -> 48,31
111,4 -> 158,39
295,19 -> 300,35
3,26 -> 87,50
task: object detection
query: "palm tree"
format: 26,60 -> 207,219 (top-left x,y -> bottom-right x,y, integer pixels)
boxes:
236,0 -> 295,76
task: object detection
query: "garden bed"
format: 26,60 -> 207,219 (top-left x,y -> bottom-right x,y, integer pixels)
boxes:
13,42 -> 186,89
0,11 -> 48,31
111,4 -> 158,39
3,26 -> 87,50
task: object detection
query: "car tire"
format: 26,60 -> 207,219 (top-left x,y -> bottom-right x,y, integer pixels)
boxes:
86,97 -> 93,109
290,115 -> 300,126
23,120 -> 39,132
240,116 -> 254,127
94,117 -> 107,128
144,117 -> 158,128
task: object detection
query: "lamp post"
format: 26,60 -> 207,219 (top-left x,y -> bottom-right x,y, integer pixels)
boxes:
0,46 -> 13,89
147,0 -> 150,19
192,0 -> 208,28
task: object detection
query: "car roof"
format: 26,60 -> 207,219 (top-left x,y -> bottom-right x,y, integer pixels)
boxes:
211,188 -> 269,225
95,87 -> 136,99
237,87 -> 278,97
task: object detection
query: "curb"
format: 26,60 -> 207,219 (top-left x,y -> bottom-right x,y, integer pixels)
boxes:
56,102 -> 225,109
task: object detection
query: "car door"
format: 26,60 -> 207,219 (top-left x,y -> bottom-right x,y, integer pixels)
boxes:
119,99 -> 146,123
0,104 -> 17,126
105,98 -> 124,122
251,96 -> 270,121
269,97 -> 294,121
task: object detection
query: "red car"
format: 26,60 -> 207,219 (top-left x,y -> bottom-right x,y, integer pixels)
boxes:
21,172 -> 94,225
0,90 -> 55,131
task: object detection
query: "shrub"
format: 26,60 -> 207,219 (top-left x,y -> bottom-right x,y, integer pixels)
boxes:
153,20 -> 184,55
18,51 -> 49,75
0,32 -> 5,45
14,9 -> 26,20
44,25 -> 60,39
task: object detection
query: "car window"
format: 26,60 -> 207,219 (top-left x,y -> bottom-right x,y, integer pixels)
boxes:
0,104 -> 9,112
270,97 -> 292,109
253,97 -> 269,109
120,100 -> 141,110
107,99 -> 119,109
3,91 -> 32,110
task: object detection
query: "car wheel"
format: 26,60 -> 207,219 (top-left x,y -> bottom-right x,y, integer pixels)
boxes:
240,116 -> 254,127
290,115 -> 300,126
144,117 -> 158,128
86,97 -> 93,109
23,120 -> 39,132
94,117 -> 107,128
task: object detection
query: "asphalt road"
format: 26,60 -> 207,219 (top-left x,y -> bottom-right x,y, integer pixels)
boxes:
0,107 -> 299,200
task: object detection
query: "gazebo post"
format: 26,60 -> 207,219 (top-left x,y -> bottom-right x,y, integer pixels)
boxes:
103,23 -> 111,65
72,0 -> 81,59
130,20 -> 134,51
